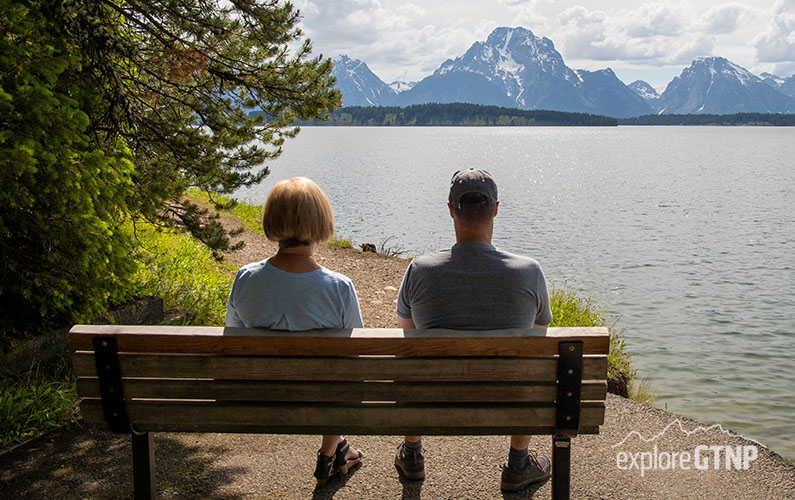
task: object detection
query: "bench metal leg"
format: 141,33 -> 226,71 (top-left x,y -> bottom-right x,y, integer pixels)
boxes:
552,434 -> 571,500
132,433 -> 155,500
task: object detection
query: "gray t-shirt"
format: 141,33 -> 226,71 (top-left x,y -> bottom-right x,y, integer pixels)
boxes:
226,259 -> 363,330
396,243 -> 552,329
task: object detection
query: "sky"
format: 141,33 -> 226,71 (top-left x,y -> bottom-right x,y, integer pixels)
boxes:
292,0 -> 795,90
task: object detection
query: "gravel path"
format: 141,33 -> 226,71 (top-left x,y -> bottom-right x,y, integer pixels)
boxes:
2,394 -> 792,499
2,221 -> 792,499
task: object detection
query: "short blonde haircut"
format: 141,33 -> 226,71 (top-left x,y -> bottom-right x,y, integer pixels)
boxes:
262,177 -> 334,247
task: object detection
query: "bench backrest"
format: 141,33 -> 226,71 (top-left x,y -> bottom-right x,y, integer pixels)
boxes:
69,325 -> 609,436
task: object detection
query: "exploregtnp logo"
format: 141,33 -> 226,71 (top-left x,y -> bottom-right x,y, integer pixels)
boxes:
612,419 -> 762,477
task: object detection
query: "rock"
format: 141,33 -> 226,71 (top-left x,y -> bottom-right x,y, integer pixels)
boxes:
360,243 -> 377,253
608,370 -> 630,398
384,286 -> 398,292
93,296 -> 164,325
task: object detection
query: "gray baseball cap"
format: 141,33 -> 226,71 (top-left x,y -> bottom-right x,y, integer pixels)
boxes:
448,168 -> 498,208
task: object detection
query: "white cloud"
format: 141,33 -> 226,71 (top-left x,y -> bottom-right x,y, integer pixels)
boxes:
699,3 -> 757,34
669,35 -> 717,63
754,0 -> 795,62
557,6 -> 666,62
292,1 -> 781,83
555,3 -> 739,65
623,2 -> 688,38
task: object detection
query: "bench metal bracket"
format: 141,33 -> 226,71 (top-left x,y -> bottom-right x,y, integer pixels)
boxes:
555,341 -> 583,437
93,336 -> 132,434
93,336 -> 156,499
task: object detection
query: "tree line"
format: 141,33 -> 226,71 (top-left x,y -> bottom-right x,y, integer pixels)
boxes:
1,0 -> 340,342
619,113 -> 795,126
295,103 -> 618,127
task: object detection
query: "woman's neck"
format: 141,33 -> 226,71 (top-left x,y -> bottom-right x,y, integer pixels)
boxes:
269,244 -> 321,273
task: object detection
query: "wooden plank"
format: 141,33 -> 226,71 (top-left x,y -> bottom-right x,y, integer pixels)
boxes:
79,400 -> 605,432
73,353 -> 608,382
76,378 -> 608,403
68,325 -> 609,356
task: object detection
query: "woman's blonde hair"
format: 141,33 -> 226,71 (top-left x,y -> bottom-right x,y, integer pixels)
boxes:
262,177 -> 334,247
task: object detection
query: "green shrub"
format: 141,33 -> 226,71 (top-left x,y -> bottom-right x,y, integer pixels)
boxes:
123,221 -> 235,326
327,234 -> 355,249
0,5 -> 136,346
186,190 -> 264,235
0,356 -> 78,448
549,288 -> 648,401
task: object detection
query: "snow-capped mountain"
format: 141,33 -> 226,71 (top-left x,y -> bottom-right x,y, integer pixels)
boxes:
659,57 -> 795,114
628,80 -> 662,113
330,32 -> 795,117
388,81 -> 416,93
629,80 -> 660,101
396,27 -> 651,118
331,55 -> 396,106
761,72 -> 795,98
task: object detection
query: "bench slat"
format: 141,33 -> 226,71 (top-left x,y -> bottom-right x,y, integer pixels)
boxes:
79,400 -> 605,433
75,378 -> 608,403
68,326 -> 610,356
72,353 -> 608,382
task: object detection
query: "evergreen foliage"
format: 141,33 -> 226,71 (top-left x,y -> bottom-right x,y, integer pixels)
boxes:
296,103 -> 617,126
1,0 -> 340,342
619,113 -> 795,125
1,0 -> 136,340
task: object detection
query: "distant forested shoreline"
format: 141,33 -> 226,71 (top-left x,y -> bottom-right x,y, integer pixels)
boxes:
294,103 -> 618,126
619,113 -> 795,126
290,104 -> 795,127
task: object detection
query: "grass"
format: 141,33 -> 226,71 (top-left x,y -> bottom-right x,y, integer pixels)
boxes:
186,189 -> 264,235
126,220 -> 235,326
376,235 -> 409,257
549,287 -> 649,403
327,234 -> 355,249
0,356 -> 79,449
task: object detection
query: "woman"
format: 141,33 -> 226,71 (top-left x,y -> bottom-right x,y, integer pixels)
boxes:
225,177 -> 364,486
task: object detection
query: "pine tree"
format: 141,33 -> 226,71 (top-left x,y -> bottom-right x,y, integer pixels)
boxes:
0,0 -> 341,340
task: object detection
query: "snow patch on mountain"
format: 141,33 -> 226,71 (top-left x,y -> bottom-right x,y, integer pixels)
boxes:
388,81 -> 416,93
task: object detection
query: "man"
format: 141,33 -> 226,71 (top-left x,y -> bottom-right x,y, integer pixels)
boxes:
395,168 -> 553,492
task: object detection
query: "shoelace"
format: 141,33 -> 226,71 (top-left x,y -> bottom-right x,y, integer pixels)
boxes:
399,442 -> 426,463
527,449 -> 544,470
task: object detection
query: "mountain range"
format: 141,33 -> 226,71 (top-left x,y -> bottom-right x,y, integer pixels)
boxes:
331,27 -> 795,118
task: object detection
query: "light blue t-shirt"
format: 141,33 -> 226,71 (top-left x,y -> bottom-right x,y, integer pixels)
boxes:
225,259 -> 364,330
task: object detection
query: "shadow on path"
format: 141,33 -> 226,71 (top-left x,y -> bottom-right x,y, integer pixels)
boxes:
0,425 -> 247,500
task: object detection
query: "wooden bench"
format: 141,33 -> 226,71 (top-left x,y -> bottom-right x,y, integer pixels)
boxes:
68,324 -> 609,500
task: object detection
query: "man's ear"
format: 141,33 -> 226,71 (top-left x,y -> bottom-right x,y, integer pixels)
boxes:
493,200 -> 499,217
448,201 -> 455,219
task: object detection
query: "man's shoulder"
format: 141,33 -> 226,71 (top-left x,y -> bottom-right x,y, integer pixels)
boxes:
410,248 -> 453,268
493,247 -> 543,268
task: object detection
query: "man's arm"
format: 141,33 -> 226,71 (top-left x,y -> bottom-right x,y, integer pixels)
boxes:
398,316 -> 416,329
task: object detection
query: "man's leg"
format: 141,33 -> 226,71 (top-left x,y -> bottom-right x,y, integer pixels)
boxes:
501,435 -> 552,491
395,435 -> 425,480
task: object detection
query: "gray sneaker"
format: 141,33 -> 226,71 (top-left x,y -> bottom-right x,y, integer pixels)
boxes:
500,451 -> 552,491
395,442 -> 425,480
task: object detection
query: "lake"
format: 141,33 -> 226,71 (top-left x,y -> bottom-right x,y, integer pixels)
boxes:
236,126 -> 794,461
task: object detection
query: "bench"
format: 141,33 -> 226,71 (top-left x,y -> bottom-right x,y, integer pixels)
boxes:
68,324 -> 610,500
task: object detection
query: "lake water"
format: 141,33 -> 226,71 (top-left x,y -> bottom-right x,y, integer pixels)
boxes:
236,126 -> 794,461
